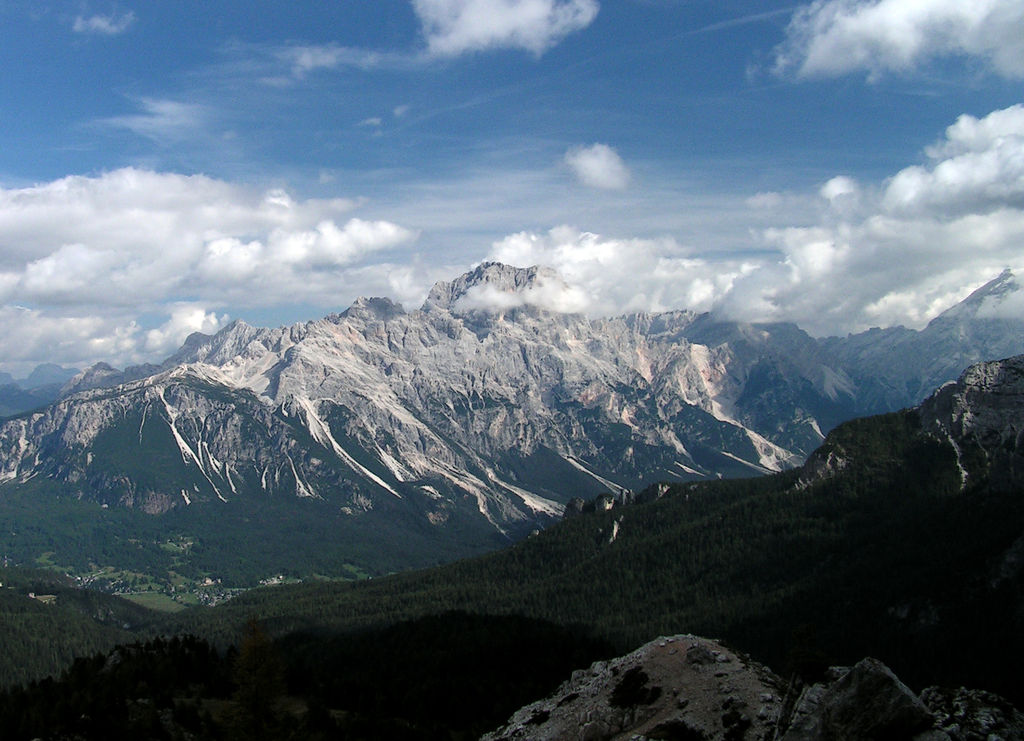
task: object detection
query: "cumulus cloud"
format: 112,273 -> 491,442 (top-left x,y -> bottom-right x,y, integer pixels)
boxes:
144,304 -> 230,355
882,104 -> 1024,215
73,11 -> 135,35
564,143 -> 631,190
485,226 -> 740,316
819,175 -> 859,202
774,0 -> 1024,79
715,104 -> 1024,333
412,0 -> 599,57
479,104 -> 1024,337
0,168 -> 416,371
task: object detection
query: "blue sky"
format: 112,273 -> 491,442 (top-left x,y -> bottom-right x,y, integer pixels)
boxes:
1,0 -> 1023,374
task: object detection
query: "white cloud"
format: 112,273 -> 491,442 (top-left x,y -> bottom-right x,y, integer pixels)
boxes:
746,191 -> 785,210
485,226 -> 739,316
714,104 -> 1024,333
775,0 -> 1024,79
977,284 -> 1024,320
479,104 -> 1024,337
454,276 -> 590,314
144,304 -> 229,355
564,143 -> 631,190
882,104 -> 1024,215
73,11 -> 135,35
276,43 -> 388,79
819,175 -> 859,202
0,305 -> 143,377
0,168 -> 416,371
412,0 -> 599,56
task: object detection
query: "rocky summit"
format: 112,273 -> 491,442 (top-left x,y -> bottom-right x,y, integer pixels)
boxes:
920,353 -> 1024,491
483,634 -> 1024,741
0,264 -> 1022,571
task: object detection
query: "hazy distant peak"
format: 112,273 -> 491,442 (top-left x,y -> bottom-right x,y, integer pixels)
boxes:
21,363 -> 79,389
933,269 -> 1021,324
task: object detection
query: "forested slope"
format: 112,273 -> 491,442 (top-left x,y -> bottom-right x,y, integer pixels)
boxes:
161,404 -> 1024,703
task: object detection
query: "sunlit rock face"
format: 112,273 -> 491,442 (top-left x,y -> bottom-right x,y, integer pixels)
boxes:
920,353 -> 1024,490
1,264 -> 1022,547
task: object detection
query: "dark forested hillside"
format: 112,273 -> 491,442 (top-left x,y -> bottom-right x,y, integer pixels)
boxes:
157,401 -> 1024,704
0,567 -> 155,687
0,614 -> 614,741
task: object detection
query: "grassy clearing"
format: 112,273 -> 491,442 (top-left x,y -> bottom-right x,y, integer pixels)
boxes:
121,592 -> 187,612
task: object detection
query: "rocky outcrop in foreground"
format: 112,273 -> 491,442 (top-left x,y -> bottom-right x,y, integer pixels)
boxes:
483,634 -> 1024,740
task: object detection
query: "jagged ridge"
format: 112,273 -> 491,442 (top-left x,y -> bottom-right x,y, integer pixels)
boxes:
1,264 -> 1022,570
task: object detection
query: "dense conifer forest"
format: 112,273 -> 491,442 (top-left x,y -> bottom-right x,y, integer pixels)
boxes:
0,613 -> 614,740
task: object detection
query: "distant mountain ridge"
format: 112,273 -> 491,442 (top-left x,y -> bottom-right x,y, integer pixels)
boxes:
0,263 -> 1022,576
0,363 -> 79,417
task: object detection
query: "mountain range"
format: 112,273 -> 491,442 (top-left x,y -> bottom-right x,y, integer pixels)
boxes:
0,364 -> 79,418
1,352 -> 1022,735
0,263 -> 1022,577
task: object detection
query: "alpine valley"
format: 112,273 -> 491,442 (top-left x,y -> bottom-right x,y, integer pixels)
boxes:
0,263 -> 1023,588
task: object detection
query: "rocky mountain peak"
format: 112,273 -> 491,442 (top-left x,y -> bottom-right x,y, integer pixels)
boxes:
20,363 -> 78,389
60,361 -> 123,395
930,268 -> 1020,324
340,296 -> 405,321
483,634 -> 786,741
483,634 -> 1024,740
421,262 -> 580,315
920,353 -> 1024,489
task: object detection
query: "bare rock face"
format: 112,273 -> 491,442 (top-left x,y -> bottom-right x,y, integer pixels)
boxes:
482,634 -> 787,741
781,658 -> 934,740
483,637 -> 1024,741
921,686 -> 1024,740
920,353 -> 1024,489
1,264 -> 1021,567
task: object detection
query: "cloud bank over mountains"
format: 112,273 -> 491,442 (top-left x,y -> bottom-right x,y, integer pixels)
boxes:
1,100 -> 1022,372
481,103 -> 1024,334
0,170 -> 420,369
1,1 -> 1022,373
